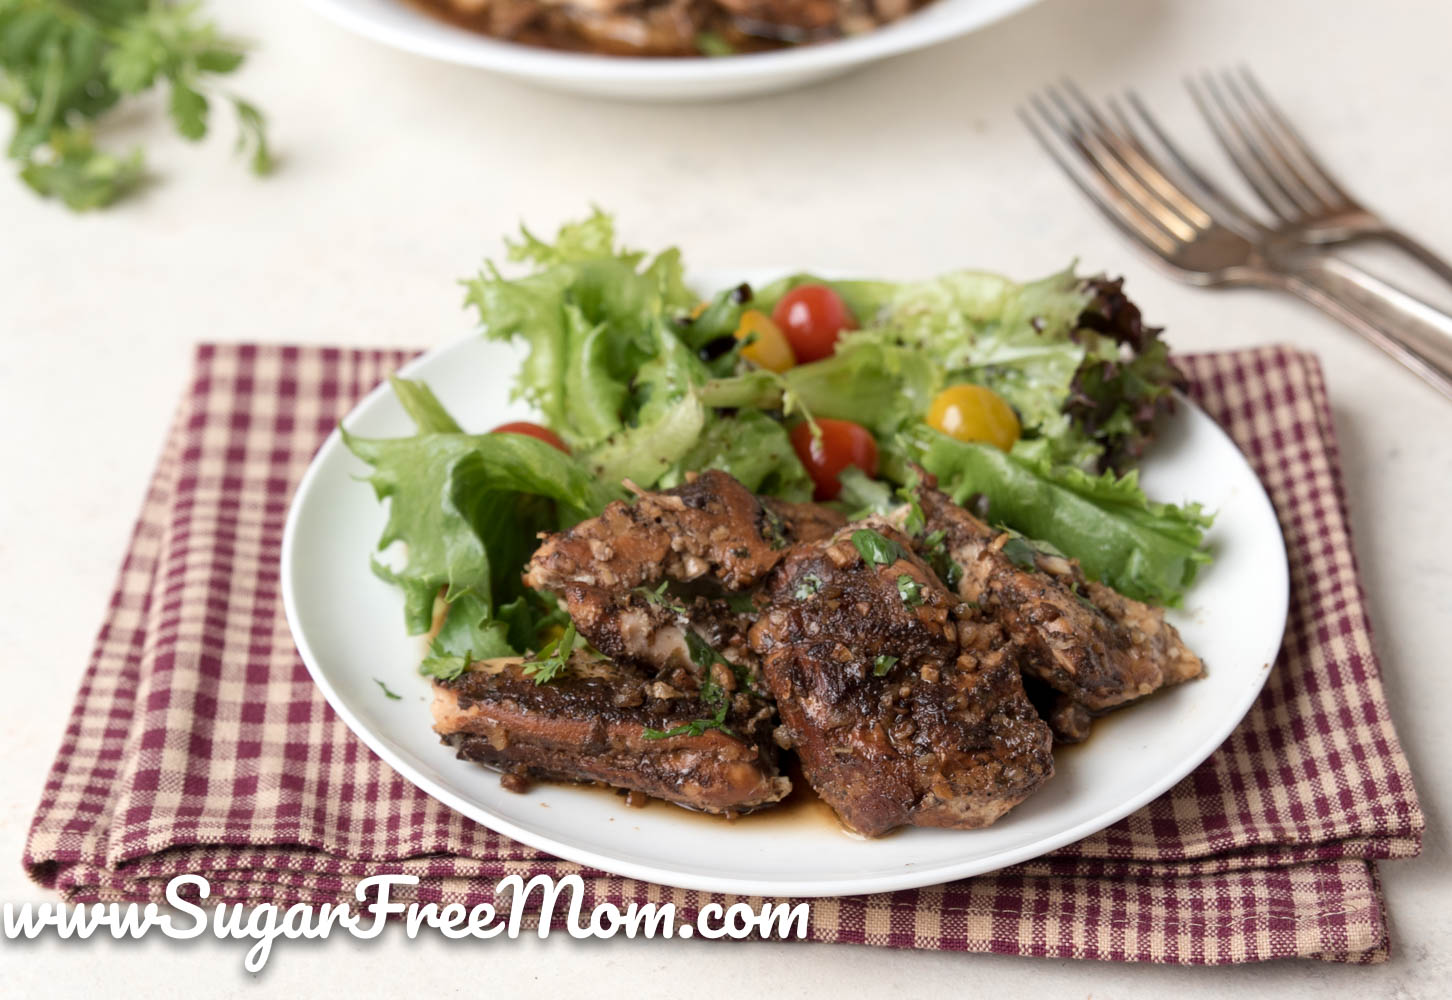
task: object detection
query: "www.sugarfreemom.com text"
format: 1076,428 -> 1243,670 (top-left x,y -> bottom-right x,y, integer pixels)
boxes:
3,874 -> 811,970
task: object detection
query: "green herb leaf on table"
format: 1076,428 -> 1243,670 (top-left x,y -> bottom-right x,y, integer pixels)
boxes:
0,0 -> 273,210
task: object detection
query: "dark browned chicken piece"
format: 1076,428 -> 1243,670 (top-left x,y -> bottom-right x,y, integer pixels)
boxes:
748,520 -> 1054,837
524,469 -> 840,594
525,472 -> 844,681
908,482 -> 1204,743
432,652 -> 789,815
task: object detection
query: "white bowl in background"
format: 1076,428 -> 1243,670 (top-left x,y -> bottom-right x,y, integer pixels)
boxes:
306,0 -> 1044,100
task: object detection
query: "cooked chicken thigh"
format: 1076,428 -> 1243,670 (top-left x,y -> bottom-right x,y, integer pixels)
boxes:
525,470 -> 843,681
432,651 -> 788,815
748,520 -> 1054,836
906,480 -> 1204,742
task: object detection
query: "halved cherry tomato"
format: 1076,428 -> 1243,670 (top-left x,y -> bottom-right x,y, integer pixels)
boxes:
733,310 -> 796,373
789,419 -> 879,501
771,284 -> 857,364
926,384 -> 1021,452
491,421 -> 570,454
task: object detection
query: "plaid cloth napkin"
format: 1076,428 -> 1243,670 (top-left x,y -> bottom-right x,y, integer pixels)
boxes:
24,343 -> 1422,965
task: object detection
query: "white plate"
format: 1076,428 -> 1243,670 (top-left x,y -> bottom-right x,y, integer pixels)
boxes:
305,0 -> 1043,101
281,267 -> 1289,897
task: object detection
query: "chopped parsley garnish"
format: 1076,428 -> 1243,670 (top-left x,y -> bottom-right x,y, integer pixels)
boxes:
374,679 -> 403,700
694,31 -> 735,57
685,630 -> 724,672
521,623 -> 576,685
793,573 -> 824,600
725,592 -> 758,615
645,632 -> 737,739
642,702 -> 733,740
761,506 -> 789,550
636,580 -> 687,615
921,529 -> 964,589
1000,536 -> 1041,571
851,528 -> 910,568
896,475 -> 927,537
418,652 -> 469,683
873,654 -> 899,677
684,631 -> 742,705
896,573 -> 925,607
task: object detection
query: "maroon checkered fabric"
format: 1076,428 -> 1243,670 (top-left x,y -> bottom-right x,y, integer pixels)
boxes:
23,343 -> 1422,963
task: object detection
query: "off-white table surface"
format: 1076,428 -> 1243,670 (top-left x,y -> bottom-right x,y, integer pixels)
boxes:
2,0 -> 1448,995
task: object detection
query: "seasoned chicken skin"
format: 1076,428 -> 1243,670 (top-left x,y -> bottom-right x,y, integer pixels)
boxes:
525,471 -> 844,680
432,651 -> 789,815
524,469 -> 833,594
906,481 -> 1204,742
748,520 -> 1054,837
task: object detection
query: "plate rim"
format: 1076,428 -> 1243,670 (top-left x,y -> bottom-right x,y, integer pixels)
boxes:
281,303 -> 1289,898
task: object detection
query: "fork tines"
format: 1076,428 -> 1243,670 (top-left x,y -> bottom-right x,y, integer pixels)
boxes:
1187,68 -> 1357,222
1018,81 -> 1250,269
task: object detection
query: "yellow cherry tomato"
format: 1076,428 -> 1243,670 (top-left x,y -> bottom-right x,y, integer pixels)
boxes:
927,384 -> 1021,452
733,310 -> 797,373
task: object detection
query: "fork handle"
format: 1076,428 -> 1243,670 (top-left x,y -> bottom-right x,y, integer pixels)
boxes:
1281,255 -> 1452,401
1382,230 -> 1452,289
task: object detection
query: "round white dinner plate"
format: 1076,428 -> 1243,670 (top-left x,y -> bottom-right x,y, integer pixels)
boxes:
305,0 -> 1043,101
281,267 -> 1289,897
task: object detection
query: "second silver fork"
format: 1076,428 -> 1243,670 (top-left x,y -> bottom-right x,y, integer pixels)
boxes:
1023,83 -> 1452,400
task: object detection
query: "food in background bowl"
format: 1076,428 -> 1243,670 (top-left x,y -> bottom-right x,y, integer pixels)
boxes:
411,0 -> 937,56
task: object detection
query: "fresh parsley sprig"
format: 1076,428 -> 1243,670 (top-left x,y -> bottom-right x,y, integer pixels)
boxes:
851,528 -> 911,568
643,632 -> 739,740
641,701 -> 731,741
636,580 -> 687,616
0,0 -> 272,210
521,623 -> 576,685
895,573 -> 924,607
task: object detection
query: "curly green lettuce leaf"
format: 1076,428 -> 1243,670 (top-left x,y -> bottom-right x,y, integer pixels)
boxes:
896,424 -> 1212,605
576,317 -> 708,487
345,379 -> 623,675
462,212 -> 695,451
658,409 -> 812,501
699,335 -> 939,438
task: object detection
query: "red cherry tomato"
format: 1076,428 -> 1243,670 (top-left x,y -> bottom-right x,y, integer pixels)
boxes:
491,421 -> 569,454
771,284 -> 858,364
789,419 -> 879,501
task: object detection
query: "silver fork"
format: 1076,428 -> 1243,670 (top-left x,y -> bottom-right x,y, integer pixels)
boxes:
1189,68 -> 1452,286
1021,83 -> 1452,401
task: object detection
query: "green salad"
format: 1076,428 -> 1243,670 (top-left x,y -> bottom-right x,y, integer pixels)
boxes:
345,212 -> 1212,680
